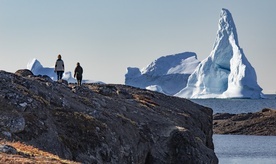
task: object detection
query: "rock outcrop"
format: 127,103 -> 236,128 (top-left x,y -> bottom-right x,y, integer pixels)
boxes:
213,108 -> 276,136
0,70 -> 218,164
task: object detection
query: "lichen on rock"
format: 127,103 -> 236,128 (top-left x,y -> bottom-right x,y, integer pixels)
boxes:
0,70 -> 218,163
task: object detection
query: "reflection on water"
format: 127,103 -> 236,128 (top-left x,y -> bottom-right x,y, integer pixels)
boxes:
213,134 -> 276,164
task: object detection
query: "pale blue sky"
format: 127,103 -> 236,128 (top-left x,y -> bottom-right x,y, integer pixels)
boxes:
1,1 -> 276,93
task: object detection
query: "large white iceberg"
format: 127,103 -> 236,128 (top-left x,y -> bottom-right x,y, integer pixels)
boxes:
176,8 -> 263,99
125,52 -> 200,95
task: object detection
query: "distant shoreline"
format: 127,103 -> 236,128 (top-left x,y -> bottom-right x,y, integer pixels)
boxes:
213,109 -> 276,136
190,96 -> 276,114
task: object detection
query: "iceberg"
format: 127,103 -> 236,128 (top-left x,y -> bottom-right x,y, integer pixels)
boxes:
27,58 -> 61,81
125,52 -> 200,95
176,8 -> 263,99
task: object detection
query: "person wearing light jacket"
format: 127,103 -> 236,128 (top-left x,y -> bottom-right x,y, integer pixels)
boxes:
54,54 -> 65,80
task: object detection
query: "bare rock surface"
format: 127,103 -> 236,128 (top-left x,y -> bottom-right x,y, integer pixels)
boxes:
0,70 -> 218,164
213,108 -> 276,135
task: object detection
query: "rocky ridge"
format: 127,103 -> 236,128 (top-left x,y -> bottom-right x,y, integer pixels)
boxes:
0,70 -> 218,164
213,108 -> 276,135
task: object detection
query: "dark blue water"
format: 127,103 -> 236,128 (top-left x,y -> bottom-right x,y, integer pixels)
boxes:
191,94 -> 276,114
214,135 -> 276,164
190,95 -> 276,164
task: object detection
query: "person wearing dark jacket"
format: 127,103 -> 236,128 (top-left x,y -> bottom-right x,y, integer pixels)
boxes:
54,54 -> 65,81
74,62 -> 83,86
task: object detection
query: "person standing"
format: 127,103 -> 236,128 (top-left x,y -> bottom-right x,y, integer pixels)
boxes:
74,62 -> 83,86
54,54 -> 65,81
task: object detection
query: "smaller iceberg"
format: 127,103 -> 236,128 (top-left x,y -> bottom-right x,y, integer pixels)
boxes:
125,52 -> 200,95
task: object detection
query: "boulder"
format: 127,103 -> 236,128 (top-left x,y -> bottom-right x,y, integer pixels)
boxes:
0,70 -> 218,163
15,69 -> 33,77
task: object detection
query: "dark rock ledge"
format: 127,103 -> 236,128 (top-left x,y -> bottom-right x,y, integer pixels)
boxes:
0,70 -> 218,164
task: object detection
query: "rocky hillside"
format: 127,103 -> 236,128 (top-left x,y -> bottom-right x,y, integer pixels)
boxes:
0,70 -> 218,164
213,108 -> 276,135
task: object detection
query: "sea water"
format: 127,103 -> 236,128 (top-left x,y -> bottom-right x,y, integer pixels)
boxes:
191,94 -> 276,114
213,135 -> 276,164
190,95 -> 276,164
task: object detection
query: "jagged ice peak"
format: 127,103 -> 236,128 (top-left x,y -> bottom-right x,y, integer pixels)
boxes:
214,8 -> 239,50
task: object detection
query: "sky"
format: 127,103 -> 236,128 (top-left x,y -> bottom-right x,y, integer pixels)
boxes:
1,0 -> 276,94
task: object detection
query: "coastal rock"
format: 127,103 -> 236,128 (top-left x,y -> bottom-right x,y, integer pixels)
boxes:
15,69 -> 34,77
0,70 -> 218,163
213,108 -> 276,135
0,145 -> 17,154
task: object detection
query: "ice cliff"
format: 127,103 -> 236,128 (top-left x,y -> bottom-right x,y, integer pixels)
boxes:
125,52 -> 200,95
176,8 -> 263,99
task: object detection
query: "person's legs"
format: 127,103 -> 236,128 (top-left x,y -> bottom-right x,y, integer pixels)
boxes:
57,71 -> 64,80
77,75 -> 82,86
60,71 -> 64,80
57,72 -> 60,80
79,76 -> 82,86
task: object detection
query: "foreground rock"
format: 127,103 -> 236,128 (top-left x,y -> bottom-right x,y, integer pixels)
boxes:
213,109 -> 276,135
0,70 -> 218,164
